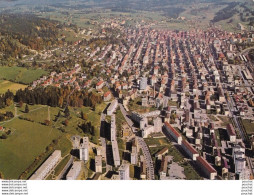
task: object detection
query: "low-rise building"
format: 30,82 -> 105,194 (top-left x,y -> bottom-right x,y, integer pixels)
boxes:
104,91 -> 112,101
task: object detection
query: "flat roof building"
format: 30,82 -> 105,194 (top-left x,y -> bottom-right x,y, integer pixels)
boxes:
111,114 -> 116,141
66,161 -> 82,180
80,137 -> 89,161
30,150 -> 61,180
119,163 -> 130,180
112,140 -> 120,167
95,156 -> 102,173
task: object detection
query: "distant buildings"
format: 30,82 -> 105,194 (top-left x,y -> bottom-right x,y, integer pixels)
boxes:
30,150 -> 61,180
139,77 -> 147,90
96,80 -> 104,90
104,91 -> 112,101
227,124 -> 236,142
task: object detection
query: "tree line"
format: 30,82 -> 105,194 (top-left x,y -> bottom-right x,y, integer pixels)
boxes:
12,86 -> 103,108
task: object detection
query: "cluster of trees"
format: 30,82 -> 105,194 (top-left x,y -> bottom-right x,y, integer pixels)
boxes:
212,2 -> 239,23
0,36 -> 31,60
14,86 -> 103,109
15,87 -> 60,107
0,13 -> 64,61
79,121 -> 95,136
0,111 -> 14,122
0,129 -> 11,140
0,90 -> 14,109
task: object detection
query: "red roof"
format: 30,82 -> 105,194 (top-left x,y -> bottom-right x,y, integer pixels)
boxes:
104,91 -> 111,97
96,81 -> 104,86
197,156 -> 217,173
182,140 -> 199,154
165,122 -> 181,138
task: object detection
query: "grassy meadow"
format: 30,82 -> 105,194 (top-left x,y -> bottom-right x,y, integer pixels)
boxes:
0,66 -> 48,84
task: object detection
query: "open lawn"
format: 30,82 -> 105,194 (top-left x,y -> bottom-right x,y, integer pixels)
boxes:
0,80 -> 27,95
218,116 -> 231,127
0,66 -> 48,84
182,162 -> 202,180
129,98 -> 157,113
242,119 -> 254,135
144,137 -> 169,147
0,103 -> 77,179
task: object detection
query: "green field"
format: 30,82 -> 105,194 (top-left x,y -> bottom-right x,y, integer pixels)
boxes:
0,103 -> 94,179
0,66 -> 48,84
0,80 -> 27,94
129,98 -> 157,113
242,119 -> 254,135
0,119 -> 62,179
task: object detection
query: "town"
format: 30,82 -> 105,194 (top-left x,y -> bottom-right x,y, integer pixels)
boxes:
6,24 -> 252,181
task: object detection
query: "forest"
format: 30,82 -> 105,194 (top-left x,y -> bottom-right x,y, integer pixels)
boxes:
0,14 -> 63,60
212,2 -> 239,23
14,86 -> 103,108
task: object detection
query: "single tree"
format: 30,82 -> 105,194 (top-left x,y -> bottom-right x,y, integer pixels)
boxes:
64,119 -> 69,126
25,104 -> 29,113
44,120 -> 51,126
64,106 -> 70,118
19,101 -> 23,108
